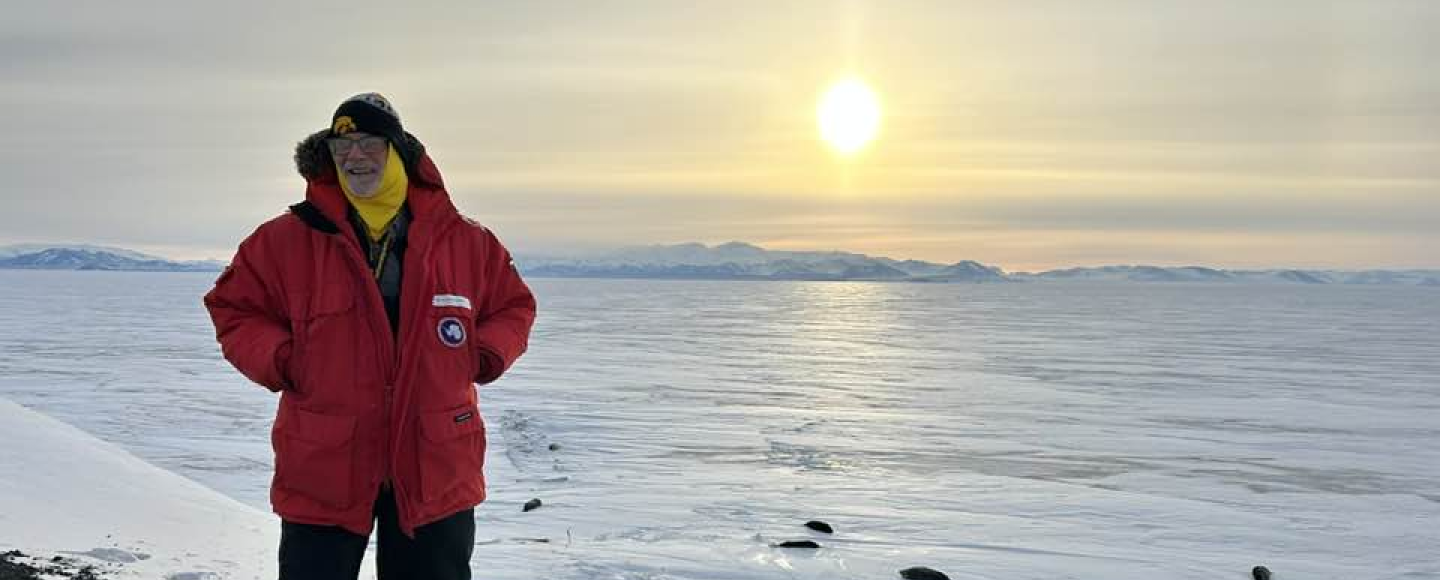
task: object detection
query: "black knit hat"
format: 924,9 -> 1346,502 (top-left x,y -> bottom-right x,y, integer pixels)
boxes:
330,92 -> 415,170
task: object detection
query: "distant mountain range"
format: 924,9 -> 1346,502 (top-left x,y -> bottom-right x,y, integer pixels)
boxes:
521,242 -> 1440,285
1010,265 -> 1440,285
521,242 -> 1009,282
0,245 -> 224,272
2,242 -> 1437,286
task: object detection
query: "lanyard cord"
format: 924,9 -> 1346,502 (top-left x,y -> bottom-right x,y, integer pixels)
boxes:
371,231 -> 394,282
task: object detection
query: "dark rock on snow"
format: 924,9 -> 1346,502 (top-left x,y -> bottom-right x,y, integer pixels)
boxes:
899,566 -> 951,580
804,520 -> 834,534
522,498 -> 542,512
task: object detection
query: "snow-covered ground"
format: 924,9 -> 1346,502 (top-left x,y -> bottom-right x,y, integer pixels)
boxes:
1,271 -> 1437,579
0,398 -> 315,579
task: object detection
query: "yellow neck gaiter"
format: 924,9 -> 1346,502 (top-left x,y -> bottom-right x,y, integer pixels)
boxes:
337,145 -> 408,241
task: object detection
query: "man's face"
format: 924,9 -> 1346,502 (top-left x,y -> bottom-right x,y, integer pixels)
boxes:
327,133 -> 389,197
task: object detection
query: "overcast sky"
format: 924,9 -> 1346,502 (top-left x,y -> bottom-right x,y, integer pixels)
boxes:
5,0 -> 1438,271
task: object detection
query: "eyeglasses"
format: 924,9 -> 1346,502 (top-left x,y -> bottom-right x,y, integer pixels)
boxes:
327,136 -> 388,157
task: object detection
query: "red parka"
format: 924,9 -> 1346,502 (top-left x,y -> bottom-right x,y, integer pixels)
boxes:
204,131 -> 536,536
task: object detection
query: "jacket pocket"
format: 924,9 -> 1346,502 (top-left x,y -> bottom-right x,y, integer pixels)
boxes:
418,404 -> 485,503
275,405 -> 358,509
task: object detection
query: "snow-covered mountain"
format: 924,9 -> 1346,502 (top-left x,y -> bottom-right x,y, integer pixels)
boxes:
0,246 -> 223,272
522,242 -> 1010,282
0,243 -> 163,261
521,244 -> 1438,285
1012,265 -> 1440,286
919,260 -> 1010,282
1016,265 -> 1237,283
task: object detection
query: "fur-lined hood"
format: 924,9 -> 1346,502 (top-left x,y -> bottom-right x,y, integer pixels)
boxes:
292,129 -> 442,189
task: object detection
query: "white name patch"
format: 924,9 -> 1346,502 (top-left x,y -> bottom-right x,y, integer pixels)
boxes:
432,294 -> 472,309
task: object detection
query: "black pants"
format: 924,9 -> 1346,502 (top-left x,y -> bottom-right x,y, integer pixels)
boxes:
279,486 -> 475,580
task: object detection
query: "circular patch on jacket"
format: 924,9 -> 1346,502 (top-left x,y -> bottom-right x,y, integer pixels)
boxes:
437,317 -> 466,348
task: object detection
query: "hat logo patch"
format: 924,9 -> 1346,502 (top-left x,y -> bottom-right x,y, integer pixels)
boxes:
332,115 -> 357,135
437,316 -> 466,348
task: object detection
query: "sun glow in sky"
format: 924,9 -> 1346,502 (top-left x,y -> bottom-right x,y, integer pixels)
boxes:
817,76 -> 881,157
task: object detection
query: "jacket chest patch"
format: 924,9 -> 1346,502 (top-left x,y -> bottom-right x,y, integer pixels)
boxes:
432,294 -> 472,309
437,317 -> 467,348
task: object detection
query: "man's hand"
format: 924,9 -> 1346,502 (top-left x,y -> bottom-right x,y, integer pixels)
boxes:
475,346 -> 505,385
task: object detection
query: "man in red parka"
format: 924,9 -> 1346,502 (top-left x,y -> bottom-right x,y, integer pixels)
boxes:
204,92 -> 536,580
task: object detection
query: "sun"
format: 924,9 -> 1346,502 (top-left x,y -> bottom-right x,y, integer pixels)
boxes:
817,76 -> 881,157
